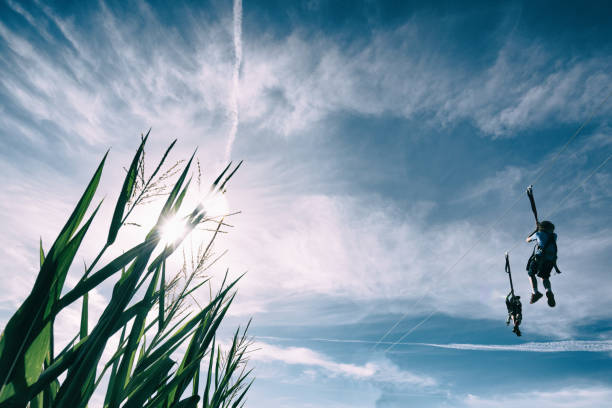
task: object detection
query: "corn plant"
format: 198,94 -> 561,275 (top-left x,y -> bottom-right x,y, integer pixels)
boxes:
0,133 -> 252,408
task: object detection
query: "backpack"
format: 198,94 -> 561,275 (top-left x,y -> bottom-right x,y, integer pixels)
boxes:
526,232 -> 561,274
540,232 -> 557,262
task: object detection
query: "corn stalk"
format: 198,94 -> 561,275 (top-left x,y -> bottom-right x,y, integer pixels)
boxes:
0,134 -> 251,408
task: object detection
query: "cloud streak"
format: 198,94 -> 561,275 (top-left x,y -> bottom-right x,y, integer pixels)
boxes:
459,386 -> 612,408
256,336 -> 612,354
251,341 -> 437,387
224,0 -> 243,163
237,24 -> 611,138
418,340 -> 612,353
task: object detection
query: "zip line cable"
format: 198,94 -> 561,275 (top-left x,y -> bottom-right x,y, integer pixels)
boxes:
505,149 -> 612,255
529,88 -> 612,187
373,87 -> 612,353
384,148 -> 612,353
370,292 -> 428,351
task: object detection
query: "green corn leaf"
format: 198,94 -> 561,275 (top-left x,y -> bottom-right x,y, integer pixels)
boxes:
231,379 -> 253,408
49,201 -> 103,306
107,132 -> 149,246
0,200 -> 102,406
211,162 -> 232,191
171,178 -> 192,215
109,264 -> 161,405
148,139 -> 177,184
80,292 -> 92,408
166,320 -> 207,404
39,238 -> 45,267
134,276 -> 240,374
115,138 -> 177,230
159,261 -> 165,333
192,364 -> 200,396
47,151 -> 108,256
42,378 -> 58,408
39,236 -> 52,406
104,325 -> 126,407
158,151 -> 195,221
202,337 -> 215,408
52,240 -> 157,408
218,160 -> 243,192
0,154 -> 106,402
174,395 -> 200,408
1,137 -> 253,408
122,357 -> 174,408
144,351 -> 208,407
80,291 -> 88,340
6,337 -> 85,406
58,241 -> 155,311
30,386 -> 44,408
15,297 -> 151,406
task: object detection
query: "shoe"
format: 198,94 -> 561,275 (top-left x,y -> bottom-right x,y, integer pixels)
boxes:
530,292 -> 543,304
546,291 -> 556,307
513,326 -> 522,337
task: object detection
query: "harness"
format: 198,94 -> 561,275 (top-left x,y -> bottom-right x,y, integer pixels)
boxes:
535,231 -> 556,260
527,232 -> 561,274
525,186 -> 561,274
504,253 -> 522,336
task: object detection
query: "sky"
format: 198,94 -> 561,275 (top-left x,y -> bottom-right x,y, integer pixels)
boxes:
1,0 -> 612,407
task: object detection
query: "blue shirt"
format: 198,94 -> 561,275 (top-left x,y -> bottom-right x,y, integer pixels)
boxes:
527,231 -> 557,260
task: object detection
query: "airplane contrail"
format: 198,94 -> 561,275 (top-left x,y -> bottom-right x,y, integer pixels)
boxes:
224,0 -> 242,164
417,340 -> 612,353
255,336 -> 612,353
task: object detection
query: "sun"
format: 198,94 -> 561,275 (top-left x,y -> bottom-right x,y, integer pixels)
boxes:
157,194 -> 229,247
159,215 -> 187,246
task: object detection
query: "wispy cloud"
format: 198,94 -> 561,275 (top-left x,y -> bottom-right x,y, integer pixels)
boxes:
224,0 -> 243,163
458,386 -> 612,408
224,177 -> 612,338
251,341 -> 436,387
2,0 -> 612,363
2,1 -> 609,167
1,0 -> 237,169
237,23 -> 611,138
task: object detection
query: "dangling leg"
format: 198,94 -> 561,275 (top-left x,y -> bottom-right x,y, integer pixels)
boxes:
529,274 -> 539,294
542,278 -> 551,292
528,266 -> 543,304
543,278 -> 555,307
511,313 -> 522,336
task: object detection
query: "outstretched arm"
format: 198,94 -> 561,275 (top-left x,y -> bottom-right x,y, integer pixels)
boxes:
526,222 -> 540,242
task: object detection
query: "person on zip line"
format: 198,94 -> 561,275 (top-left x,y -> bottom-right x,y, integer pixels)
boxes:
505,292 -> 522,336
525,220 -> 558,307
504,253 -> 522,336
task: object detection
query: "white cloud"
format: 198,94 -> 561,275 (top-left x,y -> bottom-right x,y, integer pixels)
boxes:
237,24 -> 611,138
218,164 -> 612,338
2,1 -> 609,173
457,386 -> 612,408
2,0 -> 612,353
251,341 -> 436,387
454,166 -> 529,204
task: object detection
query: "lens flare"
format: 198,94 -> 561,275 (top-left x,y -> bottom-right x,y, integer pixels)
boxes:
203,194 -> 229,217
159,216 -> 186,246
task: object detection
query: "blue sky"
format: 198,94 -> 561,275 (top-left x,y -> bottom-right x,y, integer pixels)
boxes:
1,0 -> 612,407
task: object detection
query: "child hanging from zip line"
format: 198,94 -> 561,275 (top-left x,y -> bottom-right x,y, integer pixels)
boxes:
525,220 -> 559,307
505,292 -> 522,336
